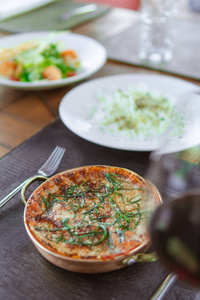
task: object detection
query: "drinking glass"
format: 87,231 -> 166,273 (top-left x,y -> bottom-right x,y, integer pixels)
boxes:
139,0 -> 178,65
145,92 -> 200,290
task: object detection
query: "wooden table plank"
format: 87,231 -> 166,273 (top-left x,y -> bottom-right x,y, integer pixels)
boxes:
0,86 -> 26,110
0,145 -> 10,157
0,112 -> 40,148
4,92 -> 55,126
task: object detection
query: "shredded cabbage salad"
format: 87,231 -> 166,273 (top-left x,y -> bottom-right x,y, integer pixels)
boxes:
0,32 -> 81,82
91,87 -> 184,140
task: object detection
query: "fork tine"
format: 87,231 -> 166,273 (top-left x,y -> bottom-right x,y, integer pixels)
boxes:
38,146 -> 66,176
49,148 -> 66,170
38,146 -> 61,171
46,147 -> 64,169
47,147 -> 64,168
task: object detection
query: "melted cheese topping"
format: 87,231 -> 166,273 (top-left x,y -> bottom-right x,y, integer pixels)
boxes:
25,166 -> 159,260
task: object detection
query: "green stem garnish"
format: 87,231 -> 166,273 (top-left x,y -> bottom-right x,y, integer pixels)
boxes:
35,172 -> 143,251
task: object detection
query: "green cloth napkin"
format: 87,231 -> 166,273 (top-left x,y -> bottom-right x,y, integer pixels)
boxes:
0,0 -> 110,33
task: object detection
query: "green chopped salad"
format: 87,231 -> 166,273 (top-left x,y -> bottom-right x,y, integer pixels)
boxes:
91,87 -> 184,139
0,34 -> 81,82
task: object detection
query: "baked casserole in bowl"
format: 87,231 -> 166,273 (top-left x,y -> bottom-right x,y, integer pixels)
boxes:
22,165 -> 161,273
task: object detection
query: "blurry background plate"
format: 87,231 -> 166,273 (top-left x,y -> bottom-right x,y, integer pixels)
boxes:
59,74 -> 199,152
0,31 -> 107,90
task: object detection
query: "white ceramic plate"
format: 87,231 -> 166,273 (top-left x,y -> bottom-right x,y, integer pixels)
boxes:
0,31 -> 107,90
59,74 -> 200,152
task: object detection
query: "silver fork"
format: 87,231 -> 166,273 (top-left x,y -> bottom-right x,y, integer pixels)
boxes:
60,4 -> 98,21
0,146 -> 66,208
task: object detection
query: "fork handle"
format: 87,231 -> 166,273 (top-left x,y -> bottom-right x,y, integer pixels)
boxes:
150,273 -> 177,300
0,176 -> 35,208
